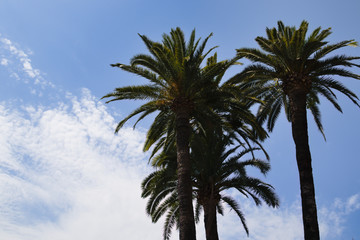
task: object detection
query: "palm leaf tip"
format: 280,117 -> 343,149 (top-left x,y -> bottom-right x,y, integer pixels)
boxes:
347,40 -> 358,47
100,92 -> 116,101
110,63 -> 123,67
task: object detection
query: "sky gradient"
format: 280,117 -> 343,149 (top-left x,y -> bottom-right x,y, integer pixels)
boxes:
0,1 -> 359,239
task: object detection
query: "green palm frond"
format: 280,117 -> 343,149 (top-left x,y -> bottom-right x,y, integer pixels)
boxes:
314,40 -> 359,60
152,191 -> 178,222
194,200 -> 202,223
163,205 -> 179,240
143,110 -> 174,151
221,196 -> 249,236
114,101 -> 161,132
102,85 -> 162,102
307,100 -> 325,139
110,63 -> 163,86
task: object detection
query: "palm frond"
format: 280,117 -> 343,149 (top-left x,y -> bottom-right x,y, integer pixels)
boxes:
221,196 -> 249,236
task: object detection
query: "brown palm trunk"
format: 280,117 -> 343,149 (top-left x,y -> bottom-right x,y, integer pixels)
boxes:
176,109 -> 196,240
203,195 -> 219,240
289,91 -> 320,240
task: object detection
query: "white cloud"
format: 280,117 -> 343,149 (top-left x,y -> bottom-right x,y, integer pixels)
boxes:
1,58 -> 8,66
346,194 -> 360,212
0,36 -> 54,93
0,89 -> 164,240
334,193 -> 360,215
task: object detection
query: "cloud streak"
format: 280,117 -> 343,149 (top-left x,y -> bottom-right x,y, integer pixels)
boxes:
0,34 -> 54,96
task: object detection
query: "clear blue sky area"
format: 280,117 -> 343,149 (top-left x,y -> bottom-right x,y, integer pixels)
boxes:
0,1 -> 359,239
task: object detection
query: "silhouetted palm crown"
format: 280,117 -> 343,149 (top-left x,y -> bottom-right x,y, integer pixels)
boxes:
233,20 -> 360,135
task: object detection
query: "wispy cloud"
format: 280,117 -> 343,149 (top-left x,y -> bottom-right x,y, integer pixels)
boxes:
1,58 -> 8,66
0,34 -> 54,96
334,193 -> 360,214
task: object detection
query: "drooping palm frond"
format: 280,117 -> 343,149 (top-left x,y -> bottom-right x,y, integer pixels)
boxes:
221,195 -> 249,236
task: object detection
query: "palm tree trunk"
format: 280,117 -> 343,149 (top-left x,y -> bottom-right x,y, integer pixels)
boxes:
203,196 -> 219,240
289,91 -> 320,240
176,109 -> 196,240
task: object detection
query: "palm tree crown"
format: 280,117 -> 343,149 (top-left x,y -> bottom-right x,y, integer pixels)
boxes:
233,20 -> 360,135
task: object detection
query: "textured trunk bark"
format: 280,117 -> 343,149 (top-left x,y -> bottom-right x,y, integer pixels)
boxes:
203,196 -> 219,240
289,91 -> 320,240
176,109 -> 196,240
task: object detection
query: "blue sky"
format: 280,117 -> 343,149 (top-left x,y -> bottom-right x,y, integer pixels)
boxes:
0,0 -> 359,239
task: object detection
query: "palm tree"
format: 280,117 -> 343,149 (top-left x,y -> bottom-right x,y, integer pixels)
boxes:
102,28 -> 264,240
142,132 -> 279,240
232,20 -> 360,239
